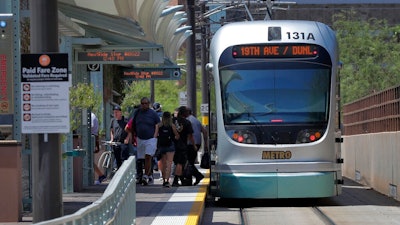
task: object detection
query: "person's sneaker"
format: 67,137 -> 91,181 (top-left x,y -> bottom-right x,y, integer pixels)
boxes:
172,177 -> 179,187
94,180 -> 100,185
148,176 -> 154,185
142,175 -> 148,186
194,174 -> 204,185
98,175 -> 106,184
163,182 -> 171,188
172,180 -> 179,187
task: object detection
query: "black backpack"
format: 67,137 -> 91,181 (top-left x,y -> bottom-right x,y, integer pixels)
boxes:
157,125 -> 173,147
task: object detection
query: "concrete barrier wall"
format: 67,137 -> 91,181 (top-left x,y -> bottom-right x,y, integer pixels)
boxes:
342,132 -> 400,200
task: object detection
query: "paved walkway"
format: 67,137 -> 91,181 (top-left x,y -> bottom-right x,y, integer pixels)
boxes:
0,167 -> 208,225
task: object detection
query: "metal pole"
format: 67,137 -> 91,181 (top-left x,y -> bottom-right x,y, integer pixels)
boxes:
186,0 -> 196,114
338,62 -> 343,131
30,0 -> 63,222
150,80 -> 155,104
200,2 -> 209,120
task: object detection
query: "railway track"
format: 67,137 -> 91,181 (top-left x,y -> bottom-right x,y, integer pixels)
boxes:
238,206 -> 336,225
202,179 -> 400,225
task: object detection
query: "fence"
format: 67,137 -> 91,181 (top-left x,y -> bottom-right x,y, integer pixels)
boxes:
343,86 -> 400,135
342,86 -> 400,200
33,156 -> 136,225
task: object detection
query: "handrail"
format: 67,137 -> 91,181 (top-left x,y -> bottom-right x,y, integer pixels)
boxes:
33,156 -> 136,225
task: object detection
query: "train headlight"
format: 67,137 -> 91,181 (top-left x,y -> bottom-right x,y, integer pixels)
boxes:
296,129 -> 324,143
227,129 -> 257,144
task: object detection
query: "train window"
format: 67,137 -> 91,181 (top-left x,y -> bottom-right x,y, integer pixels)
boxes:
220,62 -> 330,124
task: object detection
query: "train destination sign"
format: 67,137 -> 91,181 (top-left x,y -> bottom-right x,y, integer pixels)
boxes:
122,67 -> 181,81
232,44 -> 318,58
75,46 -> 164,64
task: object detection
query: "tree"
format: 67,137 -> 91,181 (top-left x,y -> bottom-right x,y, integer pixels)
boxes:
333,10 -> 400,104
121,79 -> 188,114
69,83 -> 102,132
121,71 -> 203,116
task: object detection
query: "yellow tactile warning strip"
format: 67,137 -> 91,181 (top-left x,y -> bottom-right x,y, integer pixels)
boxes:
185,171 -> 209,225
150,169 -> 209,225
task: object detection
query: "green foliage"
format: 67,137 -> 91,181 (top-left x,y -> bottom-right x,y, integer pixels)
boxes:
333,10 -> 400,104
121,71 -> 204,116
121,79 -> 186,115
120,80 -> 151,113
154,80 -> 186,112
69,83 -> 102,132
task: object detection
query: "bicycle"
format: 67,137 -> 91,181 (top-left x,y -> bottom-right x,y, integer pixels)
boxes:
98,140 -> 121,179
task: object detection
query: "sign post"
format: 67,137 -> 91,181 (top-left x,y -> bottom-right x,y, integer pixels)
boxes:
30,1 -> 63,222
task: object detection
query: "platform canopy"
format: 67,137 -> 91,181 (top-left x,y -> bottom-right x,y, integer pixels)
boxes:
58,0 -> 192,63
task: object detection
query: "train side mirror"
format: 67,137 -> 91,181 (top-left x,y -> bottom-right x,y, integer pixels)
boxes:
205,63 -> 213,72
173,70 -> 181,77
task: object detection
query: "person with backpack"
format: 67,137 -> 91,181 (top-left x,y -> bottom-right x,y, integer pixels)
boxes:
154,111 -> 179,187
172,106 -> 197,186
186,108 -> 207,185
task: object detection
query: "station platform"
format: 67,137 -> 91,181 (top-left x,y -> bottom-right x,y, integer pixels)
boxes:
135,168 -> 208,225
1,167 -> 209,225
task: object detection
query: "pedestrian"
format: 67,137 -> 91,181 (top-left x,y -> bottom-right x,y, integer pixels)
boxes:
152,102 -> 163,175
125,104 -> 143,183
154,111 -> 179,187
109,105 -> 130,170
92,112 -> 106,185
186,108 -> 206,185
126,97 -> 160,185
172,106 -> 197,186
153,102 -> 163,119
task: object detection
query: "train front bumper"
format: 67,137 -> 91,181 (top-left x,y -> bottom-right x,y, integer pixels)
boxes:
218,172 -> 339,198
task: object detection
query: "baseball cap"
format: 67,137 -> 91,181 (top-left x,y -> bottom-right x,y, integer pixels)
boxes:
113,105 -> 122,111
153,102 -> 161,111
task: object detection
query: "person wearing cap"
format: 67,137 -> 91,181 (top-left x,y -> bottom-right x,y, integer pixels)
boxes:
110,105 -> 130,171
153,102 -> 163,119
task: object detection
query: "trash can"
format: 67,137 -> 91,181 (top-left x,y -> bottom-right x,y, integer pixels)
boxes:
63,149 -> 86,192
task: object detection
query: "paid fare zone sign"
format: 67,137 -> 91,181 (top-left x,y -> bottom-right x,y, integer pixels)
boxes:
21,53 -> 70,133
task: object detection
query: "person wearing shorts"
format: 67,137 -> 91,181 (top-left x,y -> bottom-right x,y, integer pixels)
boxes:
154,111 -> 179,187
129,97 -> 160,185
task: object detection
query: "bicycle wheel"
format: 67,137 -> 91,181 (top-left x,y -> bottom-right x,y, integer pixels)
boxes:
98,151 -> 110,168
98,151 -> 114,179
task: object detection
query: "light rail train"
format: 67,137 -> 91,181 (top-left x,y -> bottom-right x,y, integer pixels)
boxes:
206,20 -> 343,199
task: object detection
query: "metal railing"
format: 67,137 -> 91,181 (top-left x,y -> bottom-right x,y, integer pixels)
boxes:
34,156 -> 136,225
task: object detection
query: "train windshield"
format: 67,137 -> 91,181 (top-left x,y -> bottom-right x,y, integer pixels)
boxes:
220,61 -> 331,125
